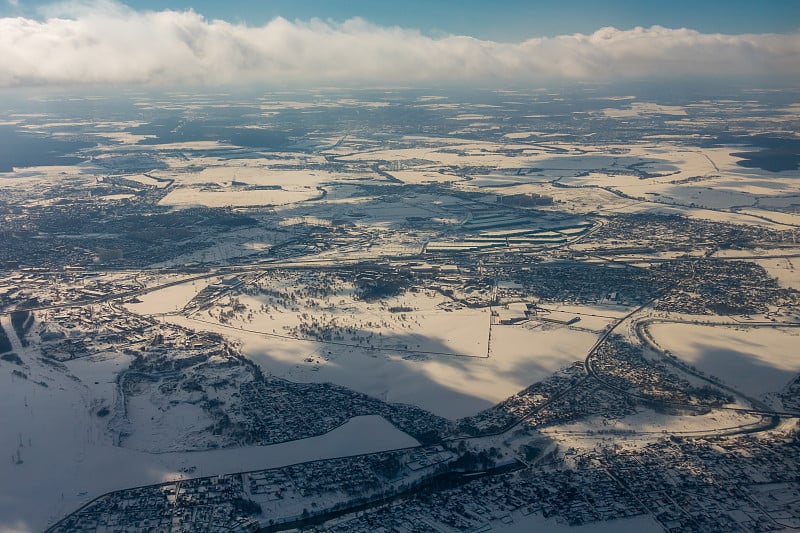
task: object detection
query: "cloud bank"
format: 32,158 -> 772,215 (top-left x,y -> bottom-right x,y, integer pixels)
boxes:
1,1 -> 798,88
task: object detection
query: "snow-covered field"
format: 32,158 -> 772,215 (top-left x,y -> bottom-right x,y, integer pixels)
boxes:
757,257 -> 800,291
542,407 -> 763,450
535,303 -> 632,331
170,312 -> 597,419
647,323 -> 800,398
125,276 -> 219,314
159,186 -> 320,207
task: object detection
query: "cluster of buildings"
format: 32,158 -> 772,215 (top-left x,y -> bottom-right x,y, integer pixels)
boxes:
781,376 -> 800,412
0,267 -> 139,310
238,377 -> 449,446
497,192 -> 555,207
653,260 -> 797,316
577,430 -> 800,532
457,365 -> 587,435
582,214 -> 785,255
50,414 -> 800,533
45,446 -> 459,533
324,422 -> 800,533
0,191 -> 218,269
317,459 -> 646,532
38,303 -> 153,361
503,261 -> 656,306
47,474 -> 261,533
591,334 -> 731,408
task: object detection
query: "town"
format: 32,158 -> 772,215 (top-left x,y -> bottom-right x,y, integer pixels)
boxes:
0,85 -> 798,533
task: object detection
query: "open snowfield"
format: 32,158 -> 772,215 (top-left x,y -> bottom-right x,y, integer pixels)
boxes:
442,140 -> 800,221
756,257 -> 800,292
159,186 -> 321,207
602,102 -> 688,118
153,161 -> 361,208
125,276 -> 220,314
170,309 -> 598,419
249,322 -> 597,419
647,323 -> 800,398
336,141 -> 546,170
738,208 -> 800,227
541,407 -> 763,450
9,132 -> 794,231
157,163 -> 335,188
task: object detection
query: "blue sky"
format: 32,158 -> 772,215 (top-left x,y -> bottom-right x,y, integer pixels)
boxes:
3,0 -> 800,41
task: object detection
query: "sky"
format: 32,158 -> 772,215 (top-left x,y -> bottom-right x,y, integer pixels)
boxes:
3,0 -> 800,41
0,0 -> 798,88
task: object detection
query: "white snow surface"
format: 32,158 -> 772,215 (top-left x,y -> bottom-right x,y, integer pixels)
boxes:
648,323 -> 800,398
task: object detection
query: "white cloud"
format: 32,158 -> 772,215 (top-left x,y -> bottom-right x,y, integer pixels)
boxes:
0,1 -> 798,88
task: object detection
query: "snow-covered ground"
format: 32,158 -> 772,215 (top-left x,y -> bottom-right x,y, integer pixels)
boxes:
757,257 -> 800,291
169,312 -> 598,419
159,186 -> 320,207
541,407 -> 763,450
125,276 -> 219,315
127,271 -> 603,421
647,323 -> 800,398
